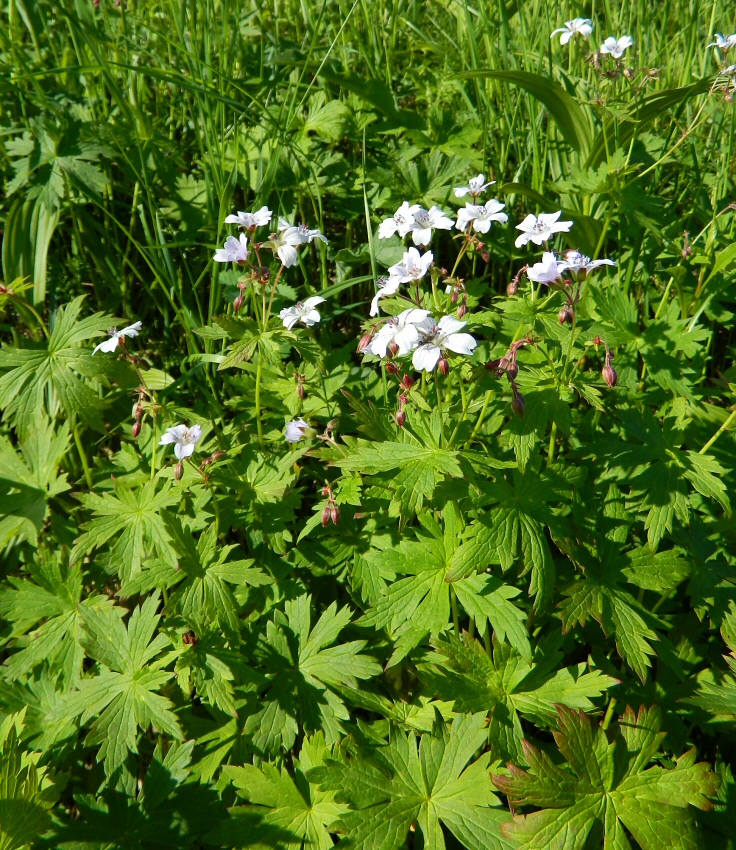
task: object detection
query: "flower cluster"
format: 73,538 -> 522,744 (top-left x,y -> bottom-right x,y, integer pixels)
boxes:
550,17 -> 633,61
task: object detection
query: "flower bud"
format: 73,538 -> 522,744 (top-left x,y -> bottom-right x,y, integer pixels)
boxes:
593,336 -> 603,347
438,358 -> 450,376
132,419 -> 142,439
511,390 -> 526,418
182,632 -> 198,646
321,506 -> 331,527
296,383 -> 306,400
385,361 -> 399,376
602,364 -> 618,388
506,280 -> 518,296
175,461 -> 184,481
396,409 -> 407,427
330,505 -> 340,525
357,332 -> 373,353
559,306 -> 574,325
388,341 -> 399,357
401,374 -> 415,390
486,359 -> 500,372
481,250 -> 491,263
210,451 -> 227,462
457,302 -> 467,319
233,294 -> 244,313
451,289 -> 459,303
505,360 -> 519,380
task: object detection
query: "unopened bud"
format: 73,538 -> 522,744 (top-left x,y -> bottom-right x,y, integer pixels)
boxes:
233,294 -> 244,312
506,280 -> 518,296
396,409 -> 406,427
593,336 -> 603,346
297,383 -> 306,400
175,461 -> 184,480
357,332 -> 373,353
385,361 -> 399,375
559,306 -> 574,325
210,451 -> 226,462
182,632 -> 198,646
602,364 -> 618,388
486,359 -> 501,372
623,67 -> 635,80
388,341 -> 399,357
321,506 -> 331,527
505,360 -> 519,380
132,419 -> 142,439
457,302 -> 467,319
511,390 -> 526,418
438,358 -> 450,376
481,250 -> 491,263
401,374 -> 414,390
451,289 -> 459,303
330,505 -> 340,525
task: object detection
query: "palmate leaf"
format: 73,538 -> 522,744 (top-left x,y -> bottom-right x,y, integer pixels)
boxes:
70,480 -> 180,582
0,555 -> 116,688
0,295 -> 122,437
311,713 -> 513,850
53,593 -> 183,778
213,733 -> 348,850
419,634 -> 618,762
245,595 -> 381,755
493,705 -> 720,850
360,511 -> 531,663
0,416 -> 70,548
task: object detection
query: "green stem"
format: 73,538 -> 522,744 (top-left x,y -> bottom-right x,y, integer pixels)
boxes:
547,421 -> 557,466
562,310 -> 578,382
255,354 -> 264,447
451,586 -> 460,637
73,424 -> 93,489
699,408 -> 736,455
464,390 -> 492,448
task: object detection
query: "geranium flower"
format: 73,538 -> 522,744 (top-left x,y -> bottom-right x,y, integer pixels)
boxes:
280,296 -> 326,329
412,315 -> 477,372
708,33 -> 736,52
368,309 -> 432,357
279,219 -> 328,245
551,18 -> 593,45
526,253 -> 564,285
159,424 -> 202,460
388,247 -> 434,284
370,276 -> 402,317
93,322 -> 142,355
600,36 -> 633,59
224,206 -> 272,229
456,199 -> 508,233
454,174 -> 494,198
284,418 -> 310,443
515,211 -> 573,247
269,229 -> 302,267
378,202 -> 420,239
408,207 -> 454,246
558,250 -> 616,278
213,233 -> 250,264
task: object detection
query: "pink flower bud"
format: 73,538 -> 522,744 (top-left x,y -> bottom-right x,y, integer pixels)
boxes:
506,280 -> 518,296
385,361 -> 399,376
175,461 -> 184,481
511,390 -> 525,418
438,358 -> 450,376
233,294 -> 244,312
210,451 -> 227,462
388,341 -> 399,357
132,419 -> 142,439
505,360 -> 519,380
457,302 -> 467,319
396,409 -> 406,427
321,506 -> 331,527
357,332 -> 374,353
559,306 -> 574,324
401,374 -> 415,390
330,505 -> 340,525
451,289 -> 459,303
602,364 -> 618,388
297,383 -> 306,400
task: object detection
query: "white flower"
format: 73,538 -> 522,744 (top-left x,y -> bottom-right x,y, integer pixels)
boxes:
388,247 -> 434,284
270,229 -> 302,267
160,424 -> 202,460
600,36 -> 633,59
280,296 -> 326,330
454,174 -> 494,199
558,250 -> 616,277
408,207 -> 454,246
368,309 -> 432,357
284,418 -> 310,443
526,252 -> 564,285
370,276 -> 402,317
551,18 -> 593,45
515,211 -> 573,248
93,322 -> 142,354
708,33 -> 736,51
456,199 -> 508,234
412,315 -> 477,372
213,233 -> 250,264
224,206 -> 273,229
278,218 -> 328,245
378,202 -> 420,239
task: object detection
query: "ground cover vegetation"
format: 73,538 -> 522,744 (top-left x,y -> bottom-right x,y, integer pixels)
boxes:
0,0 -> 735,847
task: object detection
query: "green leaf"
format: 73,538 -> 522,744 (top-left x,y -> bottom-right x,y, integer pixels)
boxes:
493,705 -> 720,850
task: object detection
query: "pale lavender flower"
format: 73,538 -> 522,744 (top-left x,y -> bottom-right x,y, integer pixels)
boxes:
225,206 -> 273,229
408,207 -> 454,246
515,211 -> 573,248
456,199 -> 508,233
368,309 -> 432,357
280,296 -> 326,330
412,315 -> 477,372
160,424 -> 202,460
454,174 -> 494,199
600,35 -> 633,59
551,18 -> 593,45
93,322 -> 142,355
213,233 -> 250,264
284,418 -> 310,443
378,202 -> 420,239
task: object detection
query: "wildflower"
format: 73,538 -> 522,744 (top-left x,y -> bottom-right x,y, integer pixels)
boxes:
408,207 -> 454,246
551,18 -> 593,44
515,211 -> 573,248
160,424 -> 202,460
378,202 -> 420,239
224,206 -> 273,229
269,229 -> 302,267
370,276 -> 402,317
456,199 -> 508,233
368,309 -> 432,357
412,315 -> 477,372
708,33 -> 736,52
213,233 -> 250,264
280,296 -> 326,330
279,218 -> 328,245
284,418 -> 310,443
454,174 -> 494,199
93,321 -> 142,354
558,250 -> 616,278
388,247 -> 434,284
599,36 -> 633,59
526,252 -> 564,285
